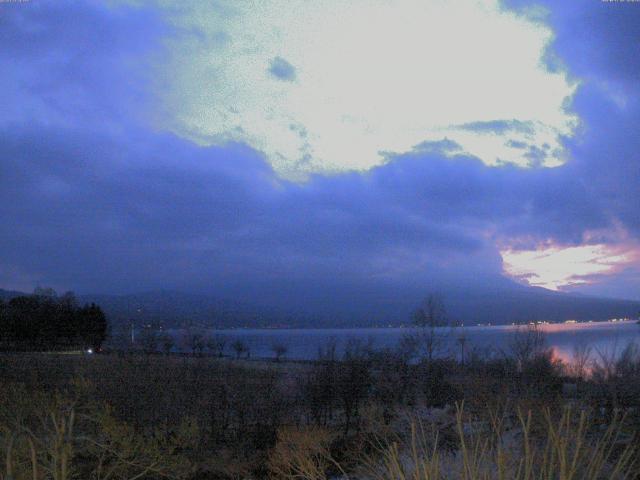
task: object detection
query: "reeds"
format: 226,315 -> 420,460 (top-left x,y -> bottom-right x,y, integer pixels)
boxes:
0,382 -> 192,480
266,404 -> 638,479
360,404 -> 638,480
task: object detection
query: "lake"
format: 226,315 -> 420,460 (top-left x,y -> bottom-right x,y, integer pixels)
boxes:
175,320 -> 640,363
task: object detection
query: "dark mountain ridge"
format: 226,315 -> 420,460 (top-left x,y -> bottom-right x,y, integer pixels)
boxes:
2,285 -> 639,329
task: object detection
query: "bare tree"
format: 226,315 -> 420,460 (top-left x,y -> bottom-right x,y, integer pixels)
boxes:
139,328 -> 159,354
188,332 -> 205,356
397,334 -> 419,363
158,332 -> 175,355
231,339 -> 249,359
568,341 -> 592,379
508,324 -> 546,370
338,338 -> 372,434
207,335 -> 226,358
317,337 -> 337,362
614,341 -> 640,377
412,293 -> 450,362
271,343 -> 288,362
591,340 -> 634,413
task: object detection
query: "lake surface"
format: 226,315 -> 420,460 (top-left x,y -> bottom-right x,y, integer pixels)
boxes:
176,320 -> 640,363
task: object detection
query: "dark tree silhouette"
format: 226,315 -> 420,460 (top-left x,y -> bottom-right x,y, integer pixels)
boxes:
0,290 -> 108,352
158,332 -> 175,355
412,293 -> 449,362
207,335 -> 226,357
80,302 -> 108,350
231,339 -> 248,359
271,343 -> 288,362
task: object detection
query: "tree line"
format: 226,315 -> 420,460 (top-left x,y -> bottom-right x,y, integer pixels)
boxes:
0,288 -> 108,351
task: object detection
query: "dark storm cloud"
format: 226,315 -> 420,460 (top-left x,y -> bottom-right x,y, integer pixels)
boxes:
565,266 -> 640,301
0,0 -> 167,129
533,1 -> 640,87
501,0 -> 640,296
0,122 -> 609,296
1,0 -> 639,303
503,0 -> 640,238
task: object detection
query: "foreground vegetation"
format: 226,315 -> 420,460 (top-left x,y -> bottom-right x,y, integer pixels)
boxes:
3,328 -> 640,479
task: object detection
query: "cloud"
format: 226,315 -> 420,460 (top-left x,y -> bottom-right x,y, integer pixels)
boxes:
512,0 -> 640,87
0,0 -> 167,131
1,0 -> 639,308
150,0 -> 577,177
564,266 -> 640,301
0,119 -> 617,302
495,0 -> 640,295
501,243 -> 637,291
458,120 -> 536,135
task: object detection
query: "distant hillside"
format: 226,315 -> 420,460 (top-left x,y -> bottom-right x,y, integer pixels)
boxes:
443,287 -> 640,325
2,286 -> 639,328
81,286 -> 640,328
0,289 -> 25,301
79,290 -> 308,329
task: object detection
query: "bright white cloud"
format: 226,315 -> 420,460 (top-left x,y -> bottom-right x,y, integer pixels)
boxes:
150,0 -> 578,178
501,244 -> 635,291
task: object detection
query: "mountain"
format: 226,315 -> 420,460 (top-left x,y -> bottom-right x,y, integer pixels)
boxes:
79,290 -> 307,329
442,286 -> 640,325
0,288 -> 25,301
2,286 -> 639,328
79,286 -> 640,328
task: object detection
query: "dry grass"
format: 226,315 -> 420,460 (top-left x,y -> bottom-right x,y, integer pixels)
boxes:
268,426 -> 338,479
266,405 -> 639,480
360,405 -> 637,480
2,354 -> 640,479
0,380 -> 194,480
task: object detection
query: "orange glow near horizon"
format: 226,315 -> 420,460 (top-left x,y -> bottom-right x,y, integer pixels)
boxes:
501,244 -> 635,291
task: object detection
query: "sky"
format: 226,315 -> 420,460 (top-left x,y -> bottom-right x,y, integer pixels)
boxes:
1,0 -> 639,308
